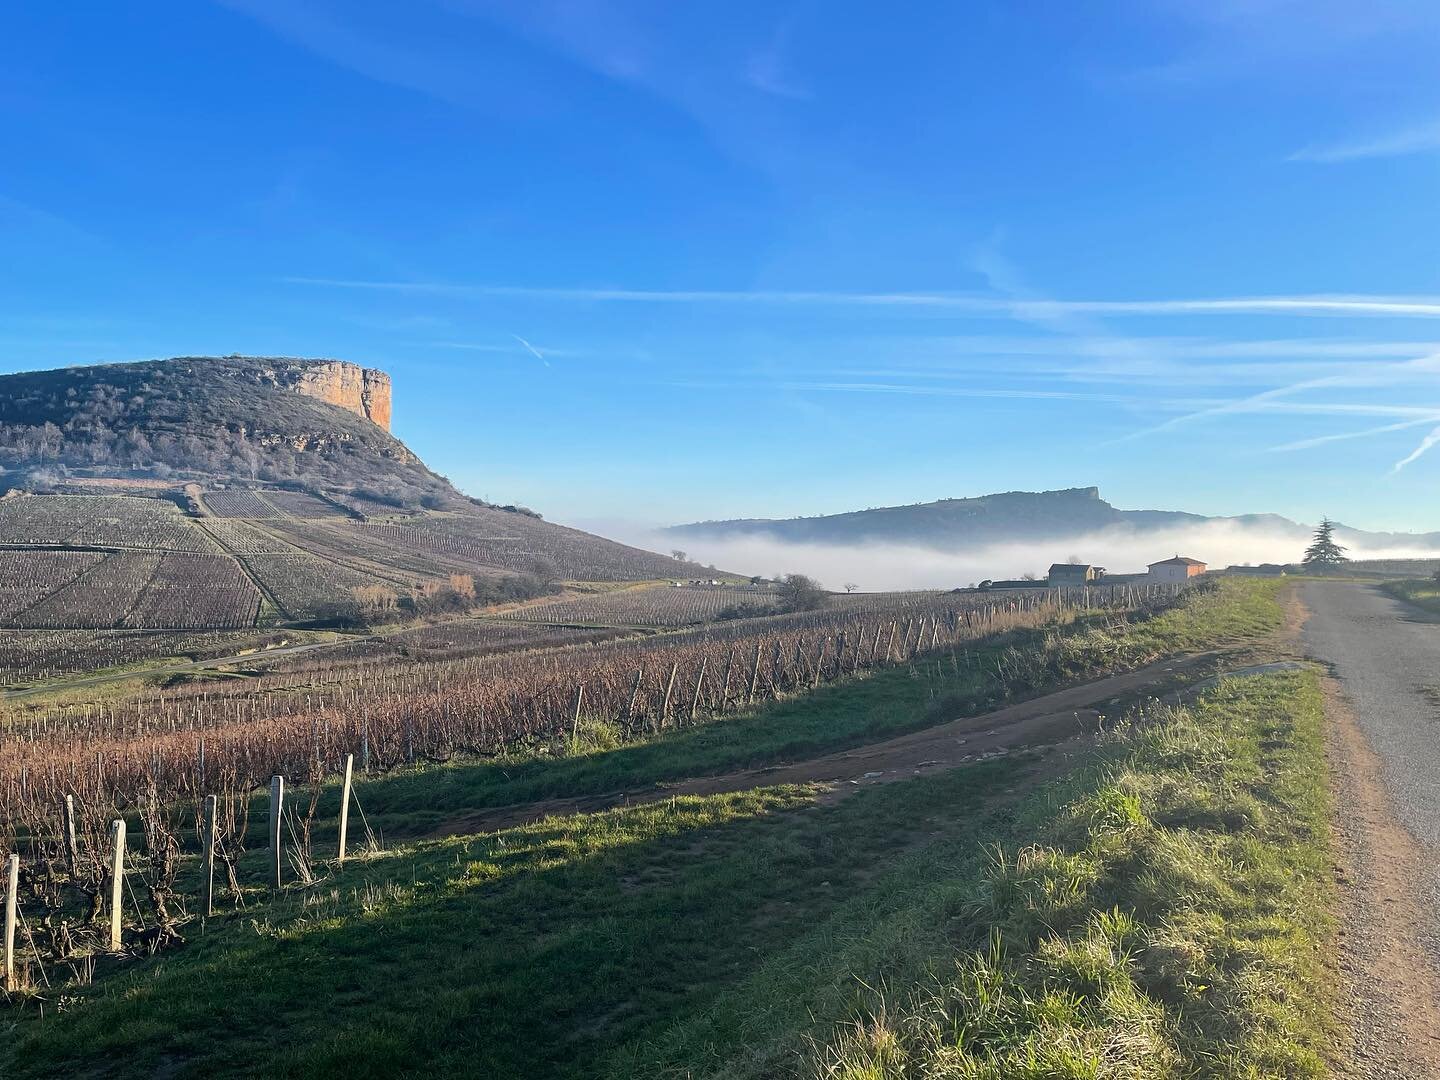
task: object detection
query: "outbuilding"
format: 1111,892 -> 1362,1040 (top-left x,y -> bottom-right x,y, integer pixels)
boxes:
1147,556 -> 1207,583
1048,563 -> 1102,586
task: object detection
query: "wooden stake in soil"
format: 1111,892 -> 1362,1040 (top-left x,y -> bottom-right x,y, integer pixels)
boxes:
719,650 -> 734,711
108,819 -> 125,952
570,684 -> 585,752
337,754 -> 354,866
4,853 -> 17,991
201,795 -> 218,917
268,775 -> 284,891
626,668 -> 644,727
660,663 -> 679,731
688,656 -> 708,723
62,794 -> 79,875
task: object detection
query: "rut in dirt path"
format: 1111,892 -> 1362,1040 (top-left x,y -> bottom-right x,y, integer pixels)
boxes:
420,651 -> 1224,839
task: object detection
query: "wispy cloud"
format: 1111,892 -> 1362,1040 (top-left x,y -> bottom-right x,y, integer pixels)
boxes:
416,339 -> 582,359
1393,423 -> 1440,472
661,378 -> 1157,407
1114,352 -> 1440,443
1268,416 -> 1440,453
511,334 -> 550,367
1291,119 -> 1440,163
283,277 -> 1440,318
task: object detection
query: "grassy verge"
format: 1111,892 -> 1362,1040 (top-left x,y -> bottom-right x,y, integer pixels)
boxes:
1380,577 -> 1440,616
801,669 -> 1334,1079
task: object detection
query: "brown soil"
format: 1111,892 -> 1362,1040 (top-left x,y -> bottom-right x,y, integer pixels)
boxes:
1321,672 -> 1440,1078
422,652 -> 1220,838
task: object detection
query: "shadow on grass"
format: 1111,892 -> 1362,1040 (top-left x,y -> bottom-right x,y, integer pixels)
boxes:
8,757 -> 1029,1080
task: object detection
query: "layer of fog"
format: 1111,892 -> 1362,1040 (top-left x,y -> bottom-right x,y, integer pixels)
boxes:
621,520 -> 1440,592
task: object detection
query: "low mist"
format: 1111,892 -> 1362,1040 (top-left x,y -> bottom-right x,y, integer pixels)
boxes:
613,520 -> 1440,593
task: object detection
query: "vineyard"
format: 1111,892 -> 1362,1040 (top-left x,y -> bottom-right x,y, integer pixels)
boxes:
197,518 -> 299,554
0,581 -> 1185,1008
0,583 -> 1176,829
1,552 -> 260,631
0,491 -> 736,646
0,495 -> 217,552
237,554 -> 387,622
200,490 -> 279,518
356,509 -> 722,581
0,628 -> 297,686
0,551 -> 107,622
256,620 -> 636,671
492,583 -> 767,626
492,583 -> 1057,628
261,519 -> 479,580
259,491 -> 343,519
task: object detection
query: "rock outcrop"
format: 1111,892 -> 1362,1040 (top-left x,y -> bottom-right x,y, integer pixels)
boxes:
287,361 -> 392,431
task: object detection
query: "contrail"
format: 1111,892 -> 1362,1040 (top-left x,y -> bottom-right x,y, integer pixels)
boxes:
1392,423 -> 1440,473
1268,416 -> 1440,454
512,334 -> 550,367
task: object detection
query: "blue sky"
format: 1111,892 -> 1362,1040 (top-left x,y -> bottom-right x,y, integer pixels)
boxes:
4,1 -> 1440,532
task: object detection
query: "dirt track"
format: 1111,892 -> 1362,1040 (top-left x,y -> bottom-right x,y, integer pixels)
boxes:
424,652 -> 1220,837
1299,582 -> 1440,1078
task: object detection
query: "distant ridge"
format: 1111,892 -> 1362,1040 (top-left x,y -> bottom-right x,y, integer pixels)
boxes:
667,486 -> 1440,551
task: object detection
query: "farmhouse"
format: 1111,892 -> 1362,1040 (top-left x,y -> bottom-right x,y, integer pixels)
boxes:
1147,556 -> 1207,583
1048,563 -> 1103,586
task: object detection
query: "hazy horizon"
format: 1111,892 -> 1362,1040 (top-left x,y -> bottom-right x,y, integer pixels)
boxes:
579,516 -> 1440,593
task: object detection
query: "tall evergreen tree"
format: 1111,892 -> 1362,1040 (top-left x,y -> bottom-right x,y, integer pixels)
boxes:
1302,518 -> 1348,569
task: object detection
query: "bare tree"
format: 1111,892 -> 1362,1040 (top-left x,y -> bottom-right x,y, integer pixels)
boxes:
777,573 -> 830,612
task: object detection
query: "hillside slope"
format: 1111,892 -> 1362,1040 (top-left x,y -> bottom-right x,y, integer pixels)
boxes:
0,356 -> 723,634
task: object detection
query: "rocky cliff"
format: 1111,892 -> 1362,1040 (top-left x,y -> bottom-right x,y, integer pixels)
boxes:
287,361 -> 392,431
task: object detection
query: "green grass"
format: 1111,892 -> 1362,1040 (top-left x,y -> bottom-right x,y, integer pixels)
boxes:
1381,577 -> 1440,616
803,669 -> 1335,1080
1,579 -> 1319,1078
2,760 -> 1037,1079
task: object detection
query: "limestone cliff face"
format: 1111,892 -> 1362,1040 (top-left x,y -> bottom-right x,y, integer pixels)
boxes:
286,361 -> 392,431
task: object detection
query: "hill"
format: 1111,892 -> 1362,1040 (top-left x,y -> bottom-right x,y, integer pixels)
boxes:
0,356 -> 725,646
0,355 -> 454,506
667,485 -> 1440,551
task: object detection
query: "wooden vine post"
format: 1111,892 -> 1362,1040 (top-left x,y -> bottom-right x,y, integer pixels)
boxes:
4,852 -> 17,991
201,794 -> 218,918
108,819 -> 125,952
62,793 -> 79,874
337,754 -> 355,866
719,650 -> 734,711
626,668 -> 644,728
748,641 -> 763,704
660,663 -> 679,731
570,684 -> 585,752
268,775 -> 284,891
688,656 -> 707,723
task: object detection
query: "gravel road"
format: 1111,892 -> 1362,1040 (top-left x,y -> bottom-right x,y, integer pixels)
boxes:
1301,580 -> 1440,1077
